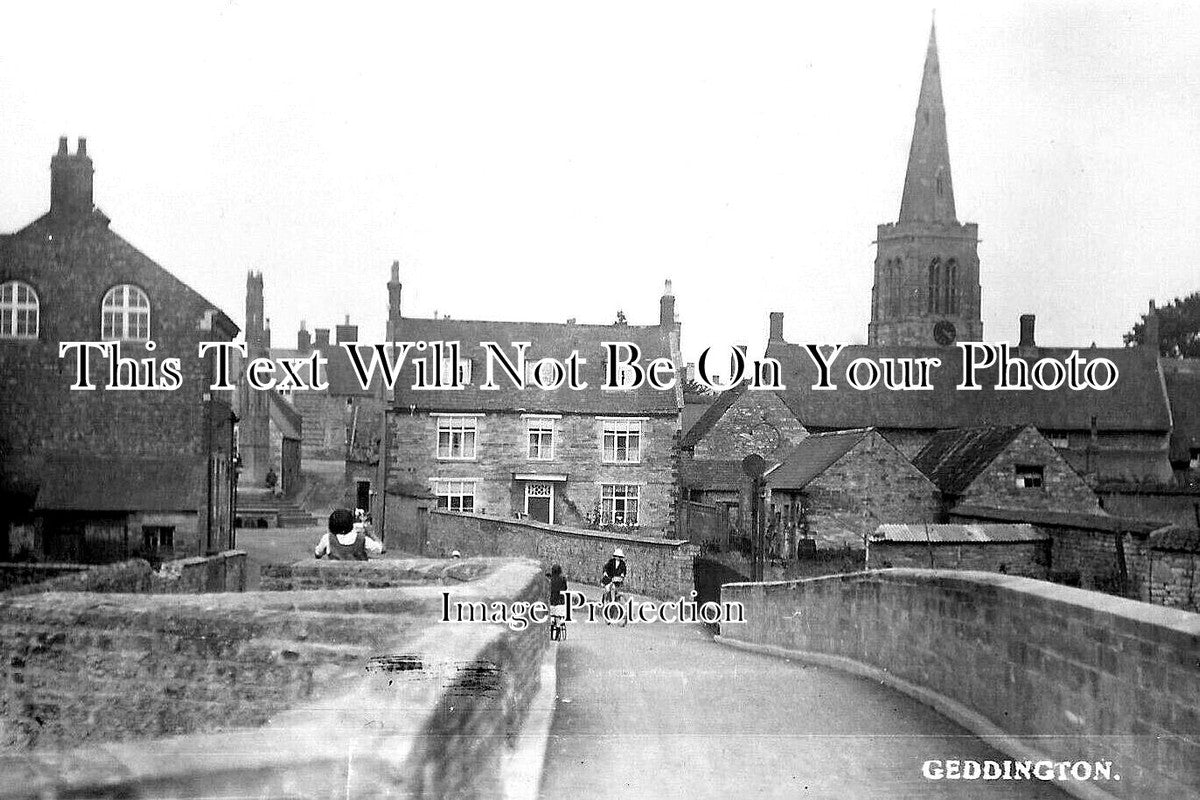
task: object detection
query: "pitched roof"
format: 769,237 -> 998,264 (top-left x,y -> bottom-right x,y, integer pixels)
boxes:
911,426 -> 1026,495
765,429 -> 872,490
3,212 -> 238,338
872,523 -> 1046,544
1161,359 -> 1200,463
768,342 -> 1171,432
680,383 -> 748,448
391,317 -> 680,415
34,455 -> 204,512
1150,527 -> 1200,553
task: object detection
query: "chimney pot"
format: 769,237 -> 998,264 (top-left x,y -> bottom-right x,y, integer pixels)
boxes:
57,137 -> 69,155
77,137 -> 87,156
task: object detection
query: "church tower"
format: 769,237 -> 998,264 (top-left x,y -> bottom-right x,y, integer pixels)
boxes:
868,21 -> 982,347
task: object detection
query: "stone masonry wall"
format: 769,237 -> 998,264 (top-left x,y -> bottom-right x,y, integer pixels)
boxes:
867,541 -> 1050,578
691,389 -> 808,461
427,510 -> 696,599
721,570 -> 1200,800
959,427 -> 1104,514
798,431 -> 942,550
1149,549 -> 1199,612
0,552 -> 247,598
0,559 -> 548,799
390,410 -> 679,533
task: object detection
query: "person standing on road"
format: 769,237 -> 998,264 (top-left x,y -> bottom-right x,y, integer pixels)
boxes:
314,508 -> 382,560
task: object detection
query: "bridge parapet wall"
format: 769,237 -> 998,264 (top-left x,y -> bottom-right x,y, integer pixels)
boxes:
428,510 -> 697,598
720,569 -> 1200,800
0,558 -> 547,799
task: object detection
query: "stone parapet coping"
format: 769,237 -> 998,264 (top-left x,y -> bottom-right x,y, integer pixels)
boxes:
0,558 -> 548,799
433,510 -> 691,548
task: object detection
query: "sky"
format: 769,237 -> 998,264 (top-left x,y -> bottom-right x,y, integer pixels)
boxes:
1,1 -> 1198,363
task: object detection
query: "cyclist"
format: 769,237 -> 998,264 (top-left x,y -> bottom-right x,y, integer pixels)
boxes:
601,547 -> 627,603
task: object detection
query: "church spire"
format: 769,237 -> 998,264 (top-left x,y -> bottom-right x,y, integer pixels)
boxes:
898,19 -> 957,223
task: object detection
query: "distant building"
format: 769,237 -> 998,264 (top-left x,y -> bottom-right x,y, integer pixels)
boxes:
679,377 -> 809,537
0,138 -> 239,562
911,425 -> 1104,516
764,428 -> 942,554
384,275 -> 683,540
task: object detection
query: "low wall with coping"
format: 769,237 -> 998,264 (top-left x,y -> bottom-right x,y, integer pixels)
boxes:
428,510 -> 697,598
0,557 -> 548,799
718,569 -> 1200,800
0,551 -> 247,597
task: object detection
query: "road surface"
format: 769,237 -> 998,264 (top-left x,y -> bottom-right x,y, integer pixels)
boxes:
540,587 -> 1068,800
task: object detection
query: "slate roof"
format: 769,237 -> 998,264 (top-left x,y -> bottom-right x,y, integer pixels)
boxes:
1161,359 -> 1200,463
764,429 -> 873,490
872,523 -> 1046,544
392,317 -> 680,415
680,383 -> 748,448
767,342 -> 1172,432
911,426 -> 1027,495
34,455 -> 204,512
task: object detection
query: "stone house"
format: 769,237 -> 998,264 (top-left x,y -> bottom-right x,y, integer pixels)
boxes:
763,428 -> 942,554
679,379 -> 809,537
911,425 -> 1103,516
0,138 -> 239,563
384,279 -> 683,539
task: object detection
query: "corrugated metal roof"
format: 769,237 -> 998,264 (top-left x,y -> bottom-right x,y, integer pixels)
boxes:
871,523 -> 1047,544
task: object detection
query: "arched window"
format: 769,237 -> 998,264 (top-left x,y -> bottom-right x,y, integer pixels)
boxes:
946,258 -> 959,314
101,284 -> 150,341
0,280 -> 39,339
927,258 -> 940,314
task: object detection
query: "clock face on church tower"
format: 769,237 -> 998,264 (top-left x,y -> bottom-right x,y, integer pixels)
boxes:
933,319 -> 957,346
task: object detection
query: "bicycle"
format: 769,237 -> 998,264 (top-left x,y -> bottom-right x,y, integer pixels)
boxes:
549,605 -> 567,641
601,575 -> 628,627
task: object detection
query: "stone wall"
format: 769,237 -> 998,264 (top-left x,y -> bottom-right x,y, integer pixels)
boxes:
1147,529 -> 1200,613
389,410 -> 680,533
0,551 -> 247,598
691,389 -> 808,460
719,569 -> 1200,800
0,564 -> 88,593
788,430 -> 942,551
867,541 -> 1049,578
427,510 -> 696,599
0,558 -> 548,799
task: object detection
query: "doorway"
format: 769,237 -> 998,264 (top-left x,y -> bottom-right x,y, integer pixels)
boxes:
525,482 -> 554,524
356,480 -> 371,514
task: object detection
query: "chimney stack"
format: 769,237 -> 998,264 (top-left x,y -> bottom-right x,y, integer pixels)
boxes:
659,279 -> 676,330
387,260 -> 403,339
314,328 -> 331,348
297,321 -> 311,353
1144,300 -> 1160,353
768,312 -> 784,341
50,136 -> 95,219
336,317 -> 359,344
1019,314 -> 1036,348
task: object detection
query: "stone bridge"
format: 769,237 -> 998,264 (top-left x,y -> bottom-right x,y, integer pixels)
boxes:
0,557 -> 1195,799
